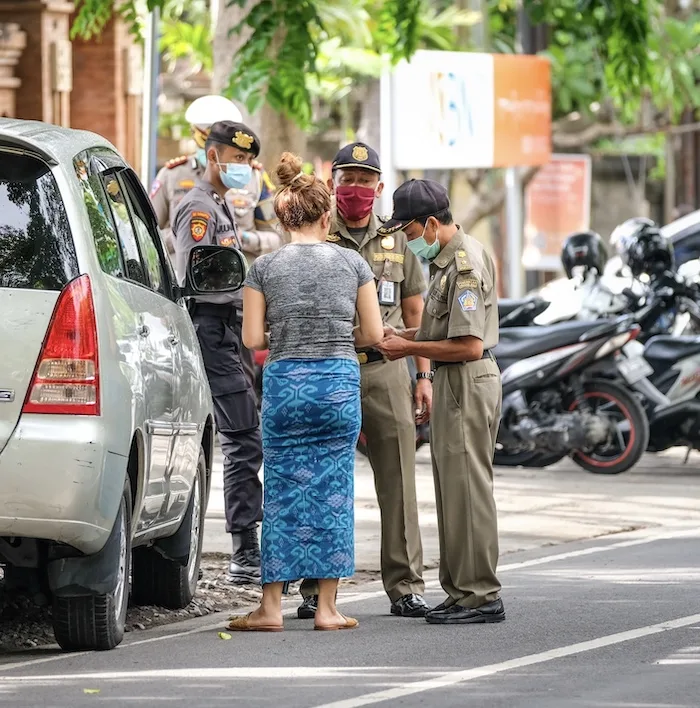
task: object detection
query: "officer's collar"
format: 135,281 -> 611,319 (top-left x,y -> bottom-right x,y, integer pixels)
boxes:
432,225 -> 465,269
331,205 -> 382,247
195,178 -> 226,204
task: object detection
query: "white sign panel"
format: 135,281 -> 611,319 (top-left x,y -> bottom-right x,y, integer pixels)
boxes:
391,51 -> 495,170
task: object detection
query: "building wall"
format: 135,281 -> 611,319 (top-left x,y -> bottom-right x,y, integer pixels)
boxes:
0,1 -> 73,125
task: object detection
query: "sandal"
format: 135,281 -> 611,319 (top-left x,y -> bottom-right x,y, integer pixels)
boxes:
314,614 -> 359,631
226,612 -> 284,632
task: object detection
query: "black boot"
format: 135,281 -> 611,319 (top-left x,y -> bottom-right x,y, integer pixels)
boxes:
227,527 -> 261,585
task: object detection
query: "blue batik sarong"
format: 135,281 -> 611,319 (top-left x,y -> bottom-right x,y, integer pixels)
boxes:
260,358 -> 360,585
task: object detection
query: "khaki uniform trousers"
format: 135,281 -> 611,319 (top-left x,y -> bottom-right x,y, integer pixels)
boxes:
301,358 -> 424,601
431,357 -> 502,608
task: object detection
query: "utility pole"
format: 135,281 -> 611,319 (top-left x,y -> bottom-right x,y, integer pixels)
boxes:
504,1 -> 529,297
140,8 -> 160,188
505,1 -> 548,296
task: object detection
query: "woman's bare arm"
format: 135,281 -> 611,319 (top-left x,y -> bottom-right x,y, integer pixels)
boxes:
354,281 -> 384,348
242,286 -> 269,350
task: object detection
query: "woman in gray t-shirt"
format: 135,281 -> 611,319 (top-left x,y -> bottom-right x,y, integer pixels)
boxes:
227,152 -> 382,633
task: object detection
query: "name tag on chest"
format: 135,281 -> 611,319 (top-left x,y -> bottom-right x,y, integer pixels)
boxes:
378,280 -> 396,306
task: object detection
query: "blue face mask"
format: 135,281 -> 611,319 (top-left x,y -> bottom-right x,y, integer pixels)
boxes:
218,161 -> 252,190
195,148 -> 207,168
407,221 -> 441,261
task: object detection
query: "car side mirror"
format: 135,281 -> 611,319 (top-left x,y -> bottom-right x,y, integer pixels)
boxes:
183,245 -> 247,296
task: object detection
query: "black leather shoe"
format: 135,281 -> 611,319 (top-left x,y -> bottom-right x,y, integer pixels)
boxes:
227,528 -> 261,585
297,595 -> 318,619
425,598 -> 505,624
390,594 -> 430,618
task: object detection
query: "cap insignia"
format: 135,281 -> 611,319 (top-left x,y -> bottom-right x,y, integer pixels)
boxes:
233,131 -> 254,150
352,145 -> 369,162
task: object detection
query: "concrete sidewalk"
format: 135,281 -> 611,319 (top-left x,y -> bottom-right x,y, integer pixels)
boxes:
204,446 -> 700,571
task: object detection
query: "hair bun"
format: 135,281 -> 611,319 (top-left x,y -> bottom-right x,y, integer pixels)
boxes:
276,152 -> 312,190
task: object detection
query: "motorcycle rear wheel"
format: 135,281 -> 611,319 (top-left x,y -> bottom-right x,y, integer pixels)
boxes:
567,379 -> 649,475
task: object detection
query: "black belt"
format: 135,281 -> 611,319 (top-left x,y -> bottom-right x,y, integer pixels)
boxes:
433,350 -> 494,369
190,302 -> 237,325
357,350 -> 385,365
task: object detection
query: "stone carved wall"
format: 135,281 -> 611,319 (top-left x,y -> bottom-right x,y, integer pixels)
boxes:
0,23 -> 27,118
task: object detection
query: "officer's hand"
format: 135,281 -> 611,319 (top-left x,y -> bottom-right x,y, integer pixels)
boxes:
383,324 -> 399,338
414,379 -> 432,424
252,160 -> 263,171
377,335 -> 408,361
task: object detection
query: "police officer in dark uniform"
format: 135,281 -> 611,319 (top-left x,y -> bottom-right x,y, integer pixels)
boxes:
172,120 -> 263,585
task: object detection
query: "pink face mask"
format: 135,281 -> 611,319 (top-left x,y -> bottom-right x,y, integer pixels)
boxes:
335,185 -> 376,222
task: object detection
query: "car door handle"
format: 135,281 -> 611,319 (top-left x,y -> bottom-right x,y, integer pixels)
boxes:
168,334 -> 180,346
137,324 -> 150,337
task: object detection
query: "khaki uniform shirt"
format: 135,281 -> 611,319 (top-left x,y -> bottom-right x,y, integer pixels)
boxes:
171,179 -> 242,306
417,226 -> 499,351
327,208 -> 427,346
150,155 -> 281,263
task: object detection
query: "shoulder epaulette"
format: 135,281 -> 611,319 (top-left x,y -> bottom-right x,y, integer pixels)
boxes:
165,155 -> 189,169
455,248 -> 473,273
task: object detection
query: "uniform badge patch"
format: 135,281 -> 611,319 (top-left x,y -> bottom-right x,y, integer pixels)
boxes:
457,276 -> 480,290
149,180 -> 161,197
458,290 -> 478,312
233,131 -> 254,149
352,145 -> 369,161
220,237 -> 235,247
179,180 -> 195,189
326,233 -> 341,242
190,217 -> 209,242
439,275 -> 447,291
380,235 -> 395,251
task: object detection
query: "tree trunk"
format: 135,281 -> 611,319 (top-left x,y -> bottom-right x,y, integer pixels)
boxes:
212,0 -> 307,167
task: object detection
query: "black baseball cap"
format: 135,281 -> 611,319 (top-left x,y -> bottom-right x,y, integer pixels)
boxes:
378,179 -> 450,234
332,142 -> 381,174
207,121 -> 261,157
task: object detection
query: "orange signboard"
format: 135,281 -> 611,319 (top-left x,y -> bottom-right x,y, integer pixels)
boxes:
492,54 -> 552,168
523,154 -> 592,271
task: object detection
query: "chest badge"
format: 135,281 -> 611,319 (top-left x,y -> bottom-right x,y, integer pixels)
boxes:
380,235 -> 394,251
326,233 -> 341,242
439,275 -> 447,292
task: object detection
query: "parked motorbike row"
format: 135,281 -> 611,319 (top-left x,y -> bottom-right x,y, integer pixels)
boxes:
493,218 -> 700,473
251,218 -> 700,473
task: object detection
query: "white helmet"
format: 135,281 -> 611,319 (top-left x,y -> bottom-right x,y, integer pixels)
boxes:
185,95 -> 243,130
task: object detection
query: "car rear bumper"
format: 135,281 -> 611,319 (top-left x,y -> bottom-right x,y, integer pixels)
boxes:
0,416 -> 127,555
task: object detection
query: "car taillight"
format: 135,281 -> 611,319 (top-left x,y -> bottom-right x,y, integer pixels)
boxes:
22,274 -> 100,416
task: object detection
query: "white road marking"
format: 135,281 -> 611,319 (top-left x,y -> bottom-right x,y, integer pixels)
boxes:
656,645 -> 700,665
310,614 -> 700,708
0,667 -> 431,682
0,525 -> 696,674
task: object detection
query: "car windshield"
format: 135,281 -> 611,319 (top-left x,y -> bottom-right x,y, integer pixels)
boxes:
0,150 -> 78,290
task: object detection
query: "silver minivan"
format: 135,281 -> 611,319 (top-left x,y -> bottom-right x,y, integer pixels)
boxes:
0,119 -> 245,651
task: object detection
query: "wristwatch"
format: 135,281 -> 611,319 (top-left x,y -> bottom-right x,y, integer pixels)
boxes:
416,372 -> 434,382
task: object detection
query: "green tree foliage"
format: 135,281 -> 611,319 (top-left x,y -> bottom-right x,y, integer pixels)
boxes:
72,0 -> 699,134
490,0 -> 700,126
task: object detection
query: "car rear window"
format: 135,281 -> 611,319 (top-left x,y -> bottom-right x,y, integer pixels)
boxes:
0,150 -> 78,290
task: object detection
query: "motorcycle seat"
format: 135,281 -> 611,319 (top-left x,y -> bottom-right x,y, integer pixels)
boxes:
495,320 -> 601,362
498,297 -> 538,319
644,335 -> 700,366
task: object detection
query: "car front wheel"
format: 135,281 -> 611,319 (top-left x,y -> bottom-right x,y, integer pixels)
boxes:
131,448 -> 206,609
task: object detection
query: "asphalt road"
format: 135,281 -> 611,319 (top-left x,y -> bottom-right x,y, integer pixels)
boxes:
1,526 -> 699,707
